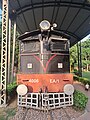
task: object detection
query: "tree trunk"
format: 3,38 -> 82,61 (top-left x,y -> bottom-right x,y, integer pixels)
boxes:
87,64 -> 88,71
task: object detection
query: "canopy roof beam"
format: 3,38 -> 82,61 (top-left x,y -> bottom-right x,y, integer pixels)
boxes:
74,14 -> 90,33
59,0 -> 72,29
53,0 -> 61,23
66,0 -> 87,31
17,0 -> 30,31
15,1 -> 90,15
31,0 -> 37,29
51,0 -> 56,23
42,0 -> 44,20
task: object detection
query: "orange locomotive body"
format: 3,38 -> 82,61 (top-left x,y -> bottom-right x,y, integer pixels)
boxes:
17,74 -> 73,93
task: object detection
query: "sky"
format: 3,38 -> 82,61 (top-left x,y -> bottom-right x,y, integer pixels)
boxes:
81,34 -> 90,42
0,8 -> 90,41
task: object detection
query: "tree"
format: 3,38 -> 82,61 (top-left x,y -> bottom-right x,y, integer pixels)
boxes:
81,39 -> 90,71
70,38 -> 90,72
70,44 -> 77,71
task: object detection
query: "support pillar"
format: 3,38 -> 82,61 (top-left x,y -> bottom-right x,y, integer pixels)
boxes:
77,42 -> 80,72
8,19 -> 11,83
0,0 -> 8,106
11,20 -> 16,83
79,41 -> 82,77
77,41 -> 82,77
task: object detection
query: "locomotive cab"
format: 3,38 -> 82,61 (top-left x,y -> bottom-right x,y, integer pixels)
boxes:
19,31 -> 70,74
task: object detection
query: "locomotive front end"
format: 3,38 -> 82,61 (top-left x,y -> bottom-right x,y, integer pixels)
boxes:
17,20 -> 74,109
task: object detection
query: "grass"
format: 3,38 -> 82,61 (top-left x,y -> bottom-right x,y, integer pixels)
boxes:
0,115 -> 5,120
82,71 -> 90,80
0,108 -> 16,120
5,108 -> 16,120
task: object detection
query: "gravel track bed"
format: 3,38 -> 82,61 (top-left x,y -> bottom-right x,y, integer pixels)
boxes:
11,107 -> 84,120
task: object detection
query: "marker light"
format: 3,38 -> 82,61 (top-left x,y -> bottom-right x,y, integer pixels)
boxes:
53,23 -> 57,28
39,20 -> 50,31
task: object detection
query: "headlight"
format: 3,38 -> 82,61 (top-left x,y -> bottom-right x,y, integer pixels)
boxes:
17,84 -> 28,95
39,20 -> 50,31
64,84 -> 74,95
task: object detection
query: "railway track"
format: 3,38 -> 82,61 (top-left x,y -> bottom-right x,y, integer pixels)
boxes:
13,107 -> 71,120
22,108 -> 29,120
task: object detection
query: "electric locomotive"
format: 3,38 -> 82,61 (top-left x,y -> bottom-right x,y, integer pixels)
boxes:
17,20 -> 74,109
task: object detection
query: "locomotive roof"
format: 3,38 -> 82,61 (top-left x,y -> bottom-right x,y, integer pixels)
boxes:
0,0 -> 90,46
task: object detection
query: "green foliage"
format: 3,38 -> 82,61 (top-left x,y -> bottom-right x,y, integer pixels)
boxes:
73,90 -> 88,110
7,81 -> 17,96
73,75 -> 79,81
0,115 -> 5,120
70,39 -> 90,71
82,71 -> 90,80
73,69 -> 79,75
81,39 -> 90,70
5,108 -> 16,120
79,77 -> 90,85
73,75 -> 90,85
70,45 -> 77,70
0,108 -> 16,120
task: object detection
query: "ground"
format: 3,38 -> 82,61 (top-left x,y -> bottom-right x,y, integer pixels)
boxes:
0,98 -> 17,120
0,82 -> 86,120
0,71 -> 90,120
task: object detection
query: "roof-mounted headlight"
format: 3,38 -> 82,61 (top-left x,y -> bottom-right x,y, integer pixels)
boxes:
39,20 -> 50,31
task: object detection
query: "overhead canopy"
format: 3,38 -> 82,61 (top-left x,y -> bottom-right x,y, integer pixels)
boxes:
0,0 -> 90,46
